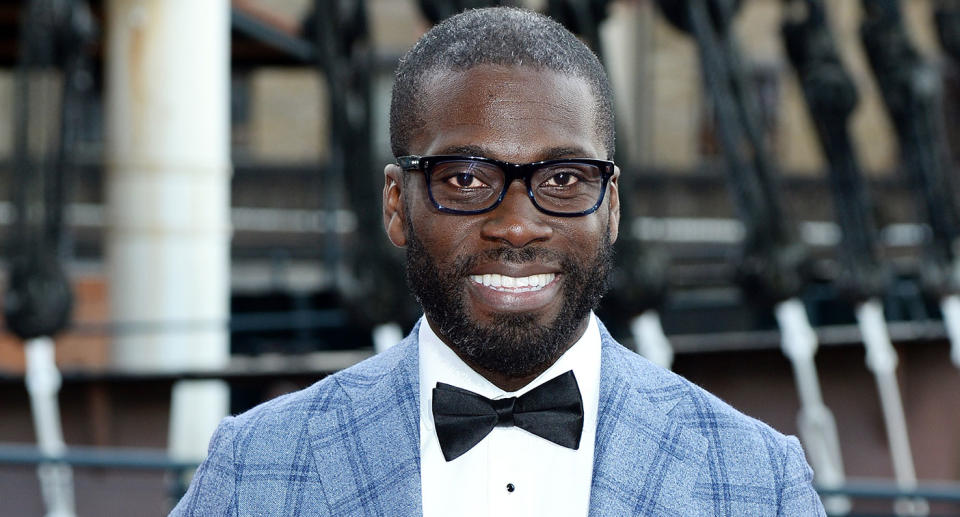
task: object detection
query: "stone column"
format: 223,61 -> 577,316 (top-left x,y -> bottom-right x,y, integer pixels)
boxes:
105,0 -> 231,461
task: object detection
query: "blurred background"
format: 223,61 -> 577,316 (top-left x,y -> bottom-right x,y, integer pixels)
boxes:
1,0 -> 960,515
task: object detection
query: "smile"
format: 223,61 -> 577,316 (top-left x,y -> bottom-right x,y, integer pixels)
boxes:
469,273 -> 557,291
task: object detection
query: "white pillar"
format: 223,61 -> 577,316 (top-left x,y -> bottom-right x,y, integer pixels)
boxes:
105,0 -> 231,461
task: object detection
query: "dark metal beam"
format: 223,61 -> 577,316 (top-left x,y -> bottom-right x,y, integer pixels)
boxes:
230,6 -> 315,62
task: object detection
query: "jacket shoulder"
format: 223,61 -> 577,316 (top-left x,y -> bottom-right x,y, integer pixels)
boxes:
231,336 -> 416,433
600,338 -> 823,514
604,336 -> 795,450
170,335 -> 419,516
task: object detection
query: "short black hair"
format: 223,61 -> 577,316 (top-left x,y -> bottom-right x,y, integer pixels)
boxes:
389,7 -> 615,160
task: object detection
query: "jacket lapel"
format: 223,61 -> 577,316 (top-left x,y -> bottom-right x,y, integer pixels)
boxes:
589,330 -> 707,516
307,332 -> 422,516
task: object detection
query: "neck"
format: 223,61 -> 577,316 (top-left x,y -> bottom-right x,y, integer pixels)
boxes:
462,360 -> 550,392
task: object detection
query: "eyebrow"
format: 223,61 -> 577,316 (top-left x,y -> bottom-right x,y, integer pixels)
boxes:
437,145 -> 491,156
435,145 -> 594,161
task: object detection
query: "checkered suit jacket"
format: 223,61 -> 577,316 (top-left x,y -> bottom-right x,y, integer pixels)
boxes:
171,321 -> 825,516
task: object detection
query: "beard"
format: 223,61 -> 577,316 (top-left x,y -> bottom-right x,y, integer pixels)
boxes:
404,226 -> 614,378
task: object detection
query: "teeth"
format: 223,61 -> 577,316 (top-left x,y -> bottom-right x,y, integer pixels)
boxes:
469,273 -> 556,291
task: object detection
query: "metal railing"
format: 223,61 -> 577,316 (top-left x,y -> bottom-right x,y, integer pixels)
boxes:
2,443 -> 960,515
0,443 -> 198,506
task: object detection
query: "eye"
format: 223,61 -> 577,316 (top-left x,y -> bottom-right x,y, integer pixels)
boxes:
431,160 -> 500,193
449,173 -> 487,189
542,171 -> 580,187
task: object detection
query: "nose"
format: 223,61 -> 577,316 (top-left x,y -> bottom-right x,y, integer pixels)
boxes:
480,180 -> 553,247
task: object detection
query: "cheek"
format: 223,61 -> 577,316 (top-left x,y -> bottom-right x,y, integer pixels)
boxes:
556,220 -> 607,253
410,215 -> 480,264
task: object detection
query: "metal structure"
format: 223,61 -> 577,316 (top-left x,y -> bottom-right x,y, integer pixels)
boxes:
934,0 -> 960,369
862,0 -> 960,373
305,0 -> 418,352
859,4 -> 960,510
4,1 -> 97,516
652,0 -> 849,511
782,1 -> 924,514
417,0 -> 508,25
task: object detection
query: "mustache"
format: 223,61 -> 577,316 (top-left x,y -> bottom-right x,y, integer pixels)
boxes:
452,247 -> 567,276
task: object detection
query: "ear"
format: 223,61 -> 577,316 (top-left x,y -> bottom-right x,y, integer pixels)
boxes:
607,165 -> 620,244
383,164 -> 407,248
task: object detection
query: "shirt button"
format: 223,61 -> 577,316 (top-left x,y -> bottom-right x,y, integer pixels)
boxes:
506,483 -> 515,493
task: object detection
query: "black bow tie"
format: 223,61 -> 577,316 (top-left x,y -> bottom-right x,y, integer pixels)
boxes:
431,370 -> 584,462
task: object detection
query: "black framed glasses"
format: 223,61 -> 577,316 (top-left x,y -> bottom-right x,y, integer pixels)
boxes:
397,155 -> 615,217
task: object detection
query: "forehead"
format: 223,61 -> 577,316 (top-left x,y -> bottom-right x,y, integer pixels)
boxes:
410,64 -> 602,161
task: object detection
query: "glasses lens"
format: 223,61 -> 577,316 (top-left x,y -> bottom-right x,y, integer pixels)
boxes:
428,159 -> 504,211
531,162 -> 605,213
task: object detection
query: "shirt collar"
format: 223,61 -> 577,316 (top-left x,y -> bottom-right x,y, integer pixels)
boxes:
418,312 -> 602,401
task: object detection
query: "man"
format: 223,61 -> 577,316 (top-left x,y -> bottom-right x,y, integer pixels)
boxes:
172,7 -> 825,516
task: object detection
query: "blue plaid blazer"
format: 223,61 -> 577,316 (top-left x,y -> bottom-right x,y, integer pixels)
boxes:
171,321 -> 825,516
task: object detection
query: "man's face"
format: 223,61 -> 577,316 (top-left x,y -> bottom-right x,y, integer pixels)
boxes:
383,64 -> 620,380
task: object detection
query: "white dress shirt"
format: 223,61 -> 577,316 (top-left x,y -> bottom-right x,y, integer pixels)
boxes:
419,313 -> 602,517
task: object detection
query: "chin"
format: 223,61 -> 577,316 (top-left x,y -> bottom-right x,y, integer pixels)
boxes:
438,307 -> 582,378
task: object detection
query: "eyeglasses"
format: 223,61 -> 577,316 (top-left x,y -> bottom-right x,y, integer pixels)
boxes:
397,155 -> 615,217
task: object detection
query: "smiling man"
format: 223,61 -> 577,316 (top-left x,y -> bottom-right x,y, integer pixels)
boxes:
172,7 -> 825,516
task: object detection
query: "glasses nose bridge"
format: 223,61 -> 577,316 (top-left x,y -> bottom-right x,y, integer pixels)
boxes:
501,162 -> 534,185
496,163 -> 537,207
